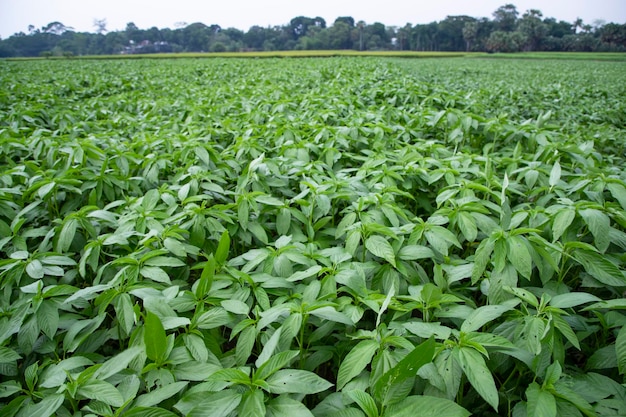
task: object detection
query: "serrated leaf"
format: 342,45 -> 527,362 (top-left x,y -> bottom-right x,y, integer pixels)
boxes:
365,235 -> 396,267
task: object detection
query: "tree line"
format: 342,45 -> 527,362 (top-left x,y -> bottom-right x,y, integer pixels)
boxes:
1,4 -> 625,57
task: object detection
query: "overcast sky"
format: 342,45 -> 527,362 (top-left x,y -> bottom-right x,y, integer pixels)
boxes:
1,0 -> 624,38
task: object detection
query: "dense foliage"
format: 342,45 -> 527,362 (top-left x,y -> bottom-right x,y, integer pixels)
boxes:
1,3 -> 626,57
0,57 -> 625,417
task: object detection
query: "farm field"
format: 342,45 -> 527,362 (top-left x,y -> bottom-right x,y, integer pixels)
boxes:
0,57 -> 625,417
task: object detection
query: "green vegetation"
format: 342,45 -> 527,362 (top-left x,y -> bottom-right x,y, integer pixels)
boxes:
1,57 -> 625,417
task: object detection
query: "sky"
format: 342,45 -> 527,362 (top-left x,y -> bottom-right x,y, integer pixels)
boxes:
1,0 -> 625,38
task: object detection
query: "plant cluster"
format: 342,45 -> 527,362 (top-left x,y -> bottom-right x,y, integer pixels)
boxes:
0,57 -> 625,417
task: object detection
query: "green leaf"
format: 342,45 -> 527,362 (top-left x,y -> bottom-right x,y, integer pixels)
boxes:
397,245 -> 434,261
551,209 -> 575,242
255,326 -> 283,368
164,237 -> 187,257
266,396 -> 314,417
309,306 -> 353,325
140,266 -> 171,284
94,346 -> 143,380
239,389 -> 266,417
276,208 -> 292,236
197,255 -> 215,299
215,230 -> 231,264
607,182 -> 626,210
460,301 -> 517,333
0,347 -> 21,363
578,208 -> 610,253
337,340 -> 379,390
404,322 -> 452,340
25,259 -> 44,279
187,389 -> 242,417
549,161 -> 561,187
572,249 -> 626,286
143,256 -> 185,267
456,347 -> 499,411
372,337 -> 435,405
616,325 -> 626,375
384,395 -> 470,417
543,362 -> 562,387
144,311 -> 167,363
365,235 -> 396,267
255,350 -> 299,381
549,292 -> 601,309
347,390 -> 378,417
457,211 -> 478,242
248,222 -> 269,245
114,292 -> 135,335
18,394 -> 64,417
471,237 -> 494,283
0,381 -> 21,399
507,235 -> 532,279
123,407 -> 179,417
77,379 -> 124,407
57,218 -> 77,253
526,382 -> 557,417
266,369 -> 333,394
221,299 -> 250,315
135,381 -> 188,407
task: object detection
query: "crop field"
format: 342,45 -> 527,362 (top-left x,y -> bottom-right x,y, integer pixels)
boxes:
0,57 -> 625,417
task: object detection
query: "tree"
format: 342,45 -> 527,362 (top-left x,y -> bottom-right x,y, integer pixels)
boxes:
328,21 -> 353,49
93,19 -> 107,34
43,22 -> 73,35
517,9 -> 547,51
462,21 -> 478,51
334,16 -> 355,28
493,4 -> 518,32
486,30 -> 524,52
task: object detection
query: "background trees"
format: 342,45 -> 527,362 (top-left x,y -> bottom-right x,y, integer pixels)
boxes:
0,4 -> 624,57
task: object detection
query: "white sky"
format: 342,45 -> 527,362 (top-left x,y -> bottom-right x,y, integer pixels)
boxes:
1,0 -> 624,38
